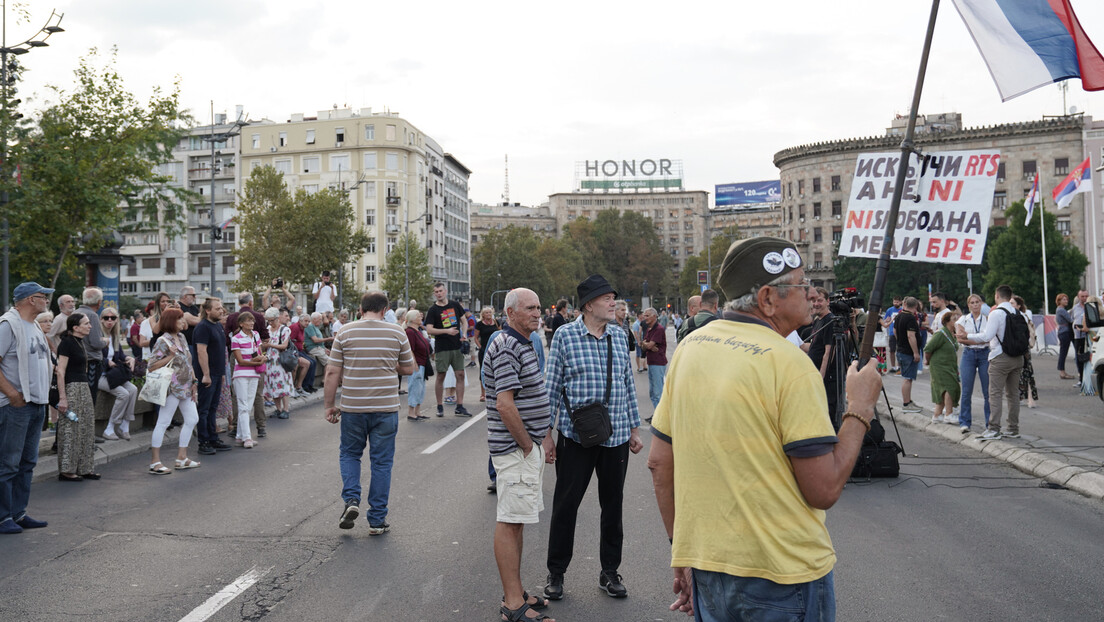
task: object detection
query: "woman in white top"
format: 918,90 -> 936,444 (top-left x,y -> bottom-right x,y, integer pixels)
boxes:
98,309 -> 139,440
230,312 -> 266,448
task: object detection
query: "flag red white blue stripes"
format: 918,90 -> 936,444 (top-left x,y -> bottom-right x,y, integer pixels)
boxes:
951,0 -> 1104,101
1024,171 -> 1039,225
1052,156 -> 1092,208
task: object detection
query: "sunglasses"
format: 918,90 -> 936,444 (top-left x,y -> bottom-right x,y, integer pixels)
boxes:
102,316 -> 118,320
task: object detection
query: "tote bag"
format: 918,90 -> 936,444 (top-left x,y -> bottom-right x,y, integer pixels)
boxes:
138,367 -> 173,406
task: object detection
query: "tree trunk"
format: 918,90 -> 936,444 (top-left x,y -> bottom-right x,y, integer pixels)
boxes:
50,237 -> 73,290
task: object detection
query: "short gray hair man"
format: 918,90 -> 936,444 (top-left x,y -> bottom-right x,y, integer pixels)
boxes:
82,287 -> 103,306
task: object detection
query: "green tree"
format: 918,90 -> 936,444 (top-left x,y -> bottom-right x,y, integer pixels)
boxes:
471,225 -> 551,309
7,48 -> 193,286
982,200 -> 1088,310
563,209 -> 674,302
234,165 -> 372,293
535,237 -> 586,304
381,231 -> 433,306
678,225 -> 741,303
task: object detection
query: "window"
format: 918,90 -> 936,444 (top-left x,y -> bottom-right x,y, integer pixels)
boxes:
121,282 -> 137,294
303,184 -> 319,195
1055,157 -> 1070,176
141,258 -> 160,270
278,132 -> 287,147
387,237 -> 397,253
814,227 -> 823,242
250,159 -> 260,171
385,153 -> 399,170
303,156 -> 320,173
127,264 -> 137,277
364,151 -> 377,170
165,258 -> 176,275
222,256 -> 235,274
363,181 -> 376,199
386,124 -> 396,141
386,208 -> 398,226
365,211 -> 375,226
1057,218 -> 1071,236
787,182 -> 792,198
831,175 -> 841,191
798,205 -> 805,219
365,125 -> 375,140
813,178 -> 821,193
367,237 -> 376,253
142,282 -> 161,293
997,162 -> 1006,182
814,251 -> 824,269
274,159 -> 292,175
993,191 -> 1007,209
330,154 -> 350,172
251,134 -> 260,149
813,202 -> 822,218
365,265 -> 376,282
1023,160 -> 1036,180
305,129 -> 316,145
386,181 -> 397,197
831,200 -> 842,217
335,127 -> 345,143
832,226 -> 842,243
798,180 -> 805,195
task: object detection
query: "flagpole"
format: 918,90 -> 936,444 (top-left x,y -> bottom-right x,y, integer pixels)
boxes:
1040,198 -> 1049,316
859,0 -> 940,366
1091,152 -> 1100,296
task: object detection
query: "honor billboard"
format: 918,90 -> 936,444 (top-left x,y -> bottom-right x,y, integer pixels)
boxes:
575,159 -> 683,190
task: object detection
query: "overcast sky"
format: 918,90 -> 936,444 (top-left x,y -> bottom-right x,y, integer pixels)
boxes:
12,0 -> 1104,206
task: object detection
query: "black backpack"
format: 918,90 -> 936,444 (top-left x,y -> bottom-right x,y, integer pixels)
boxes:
996,307 -> 1031,357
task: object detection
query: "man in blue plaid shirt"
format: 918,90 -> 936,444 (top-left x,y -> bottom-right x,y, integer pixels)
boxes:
543,274 -> 642,602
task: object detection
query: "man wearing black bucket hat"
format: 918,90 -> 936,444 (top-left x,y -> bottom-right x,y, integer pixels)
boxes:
647,237 -> 882,619
543,274 -> 641,602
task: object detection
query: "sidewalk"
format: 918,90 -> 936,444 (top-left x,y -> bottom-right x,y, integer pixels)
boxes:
31,389 -> 326,483
878,349 -> 1104,501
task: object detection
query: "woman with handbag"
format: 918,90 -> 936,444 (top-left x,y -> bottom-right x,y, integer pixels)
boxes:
404,310 -> 431,421
98,309 -> 139,441
55,313 -> 99,481
146,308 -> 201,475
263,307 -> 294,420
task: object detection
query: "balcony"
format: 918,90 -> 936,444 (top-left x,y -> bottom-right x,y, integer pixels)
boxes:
386,196 -> 400,207
189,243 -> 235,253
385,224 -> 400,234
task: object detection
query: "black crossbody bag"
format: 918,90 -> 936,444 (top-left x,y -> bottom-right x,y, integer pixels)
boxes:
563,335 -> 613,448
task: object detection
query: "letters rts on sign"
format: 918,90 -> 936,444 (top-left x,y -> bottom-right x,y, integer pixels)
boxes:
838,149 -> 999,265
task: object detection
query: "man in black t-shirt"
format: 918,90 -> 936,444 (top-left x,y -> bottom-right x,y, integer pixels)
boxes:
424,282 -> 470,417
192,298 -> 231,455
893,296 -> 922,413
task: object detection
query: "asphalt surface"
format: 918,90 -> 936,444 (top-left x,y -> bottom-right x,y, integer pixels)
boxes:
4,329 -> 1104,621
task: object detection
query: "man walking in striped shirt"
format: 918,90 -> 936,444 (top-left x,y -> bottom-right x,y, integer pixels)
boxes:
485,287 -> 558,622
324,291 -> 416,535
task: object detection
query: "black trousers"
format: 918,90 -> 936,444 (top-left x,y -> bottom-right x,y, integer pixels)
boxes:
1074,336 -> 1087,378
546,434 -> 630,576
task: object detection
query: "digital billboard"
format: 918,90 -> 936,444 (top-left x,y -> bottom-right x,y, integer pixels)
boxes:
715,181 -> 782,207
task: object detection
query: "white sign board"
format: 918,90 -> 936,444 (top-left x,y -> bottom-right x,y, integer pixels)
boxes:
838,149 -> 999,265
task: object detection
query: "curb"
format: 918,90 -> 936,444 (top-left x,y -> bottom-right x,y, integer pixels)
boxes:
887,406 -> 1104,501
31,390 -> 326,483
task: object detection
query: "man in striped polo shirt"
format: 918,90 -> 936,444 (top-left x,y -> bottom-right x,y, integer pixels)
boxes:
485,287 -> 557,622
324,291 -> 416,535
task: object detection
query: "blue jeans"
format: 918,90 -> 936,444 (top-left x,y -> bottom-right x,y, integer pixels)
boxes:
0,403 -> 46,523
692,568 -> 835,622
195,375 -> 224,444
958,348 -> 990,428
339,411 -> 398,525
299,352 -> 317,390
648,364 -> 667,408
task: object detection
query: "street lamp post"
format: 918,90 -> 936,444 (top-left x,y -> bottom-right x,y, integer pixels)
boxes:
202,106 -> 247,300
0,4 -> 63,312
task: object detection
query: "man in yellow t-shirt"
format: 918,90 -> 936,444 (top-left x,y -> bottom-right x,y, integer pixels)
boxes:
648,237 -> 882,621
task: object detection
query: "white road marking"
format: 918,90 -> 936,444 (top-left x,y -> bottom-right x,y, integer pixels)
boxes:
178,565 -> 273,622
422,409 -> 487,454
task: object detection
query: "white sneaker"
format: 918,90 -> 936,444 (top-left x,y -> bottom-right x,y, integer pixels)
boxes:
978,429 -> 1002,441
902,402 -> 922,413
960,425 -> 970,434
943,415 -> 958,425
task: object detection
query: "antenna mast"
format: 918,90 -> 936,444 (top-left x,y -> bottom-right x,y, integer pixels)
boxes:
502,154 -> 510,205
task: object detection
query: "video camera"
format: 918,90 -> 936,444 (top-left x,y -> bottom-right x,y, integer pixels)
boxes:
828,287 -> 865,317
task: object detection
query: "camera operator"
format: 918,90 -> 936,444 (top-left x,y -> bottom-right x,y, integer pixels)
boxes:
807,288 -> 841,418
313,272 -> 336,315
264,278 -> 293,311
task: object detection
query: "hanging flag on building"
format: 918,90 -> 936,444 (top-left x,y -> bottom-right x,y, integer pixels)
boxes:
951,0 -> 1104,101
1024,171 -> 1039,225
1053,156 -> 1092,208
218,218 -> 234,230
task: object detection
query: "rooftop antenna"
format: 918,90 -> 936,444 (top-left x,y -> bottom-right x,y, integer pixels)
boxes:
502,154 -> 510,205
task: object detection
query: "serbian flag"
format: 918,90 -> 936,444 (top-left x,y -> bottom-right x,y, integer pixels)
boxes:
1024,171 -> 1039,224
951,0 -> 1104,101
1052,156 -> 1091,208
218,218 -> 234,230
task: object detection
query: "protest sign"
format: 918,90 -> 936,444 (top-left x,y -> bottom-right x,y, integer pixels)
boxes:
838,149 -> 999,265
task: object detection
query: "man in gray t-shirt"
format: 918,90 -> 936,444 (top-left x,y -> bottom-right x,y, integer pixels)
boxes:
76,287 -> 108,401
0,281 -> 54,534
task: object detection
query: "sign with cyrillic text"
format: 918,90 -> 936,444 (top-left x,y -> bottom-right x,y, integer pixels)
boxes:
838,149 -> 999,265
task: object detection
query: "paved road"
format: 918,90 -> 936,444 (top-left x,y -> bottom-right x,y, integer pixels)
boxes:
4,328 -> 1104,621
